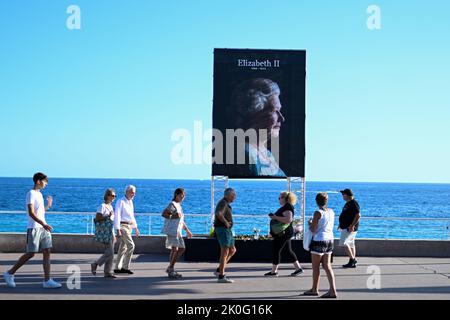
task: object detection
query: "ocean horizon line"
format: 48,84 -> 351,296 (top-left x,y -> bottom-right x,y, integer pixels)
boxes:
0,176 -> 449,185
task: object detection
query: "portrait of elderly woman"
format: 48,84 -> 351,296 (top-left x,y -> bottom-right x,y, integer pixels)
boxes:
230,78 -> 286,177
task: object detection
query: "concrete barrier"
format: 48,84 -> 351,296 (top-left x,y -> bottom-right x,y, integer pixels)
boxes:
332,238 -> 450,258
0,233 -> 167,254
0,233 -> 449,257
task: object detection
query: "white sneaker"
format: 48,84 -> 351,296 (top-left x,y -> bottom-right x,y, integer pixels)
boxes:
43,279 -> 62,289
217,276 -> 234,283
3,271 -> 16,288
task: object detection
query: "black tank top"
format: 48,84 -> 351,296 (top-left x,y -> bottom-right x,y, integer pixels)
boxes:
275,203 -> 294,217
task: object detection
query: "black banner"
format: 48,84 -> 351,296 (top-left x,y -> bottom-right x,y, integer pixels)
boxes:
7,300 -> 447,319
212,49 -> 306,178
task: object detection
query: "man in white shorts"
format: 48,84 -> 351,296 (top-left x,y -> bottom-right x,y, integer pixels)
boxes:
2,172 -> 62,288
338,189 -> 361,269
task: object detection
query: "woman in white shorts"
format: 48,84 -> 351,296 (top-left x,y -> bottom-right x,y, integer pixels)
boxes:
302,192 -> 337,298
161,188 -> 192,279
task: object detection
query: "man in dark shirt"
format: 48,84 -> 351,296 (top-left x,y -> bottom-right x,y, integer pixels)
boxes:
214,188 -> 237,283
338,189 -> 361,268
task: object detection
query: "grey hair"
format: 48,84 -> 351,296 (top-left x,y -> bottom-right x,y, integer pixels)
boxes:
125,185 -> 136,194
224,188 -> 235,197
232,78 -> 281,129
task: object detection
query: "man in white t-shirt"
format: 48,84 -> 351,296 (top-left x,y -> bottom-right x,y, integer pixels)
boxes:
2,172 -> 62,289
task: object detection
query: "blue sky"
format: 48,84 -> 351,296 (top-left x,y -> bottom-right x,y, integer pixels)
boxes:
0,0 -> 449,183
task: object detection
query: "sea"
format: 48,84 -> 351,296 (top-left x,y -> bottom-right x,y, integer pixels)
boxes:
0,177 -> 449,240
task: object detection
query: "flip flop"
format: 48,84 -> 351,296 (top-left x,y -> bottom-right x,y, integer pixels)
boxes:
320,292 -> 337,299
302,290 -> 319,296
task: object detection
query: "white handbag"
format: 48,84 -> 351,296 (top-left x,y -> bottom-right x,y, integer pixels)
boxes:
303,228 -> 313,251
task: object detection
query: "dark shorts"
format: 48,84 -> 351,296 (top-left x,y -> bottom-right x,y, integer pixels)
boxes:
310,240 -> 333,256
215,226 -> 235,248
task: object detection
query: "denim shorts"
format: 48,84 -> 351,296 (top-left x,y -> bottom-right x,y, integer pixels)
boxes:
215,226 -> 235,248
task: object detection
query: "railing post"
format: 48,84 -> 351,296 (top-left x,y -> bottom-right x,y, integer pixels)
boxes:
445,222 -> 449,240
148,213 -> 152,236
384,222 -> 389,240
448,223 -> 450,240
148,214 -> 152,236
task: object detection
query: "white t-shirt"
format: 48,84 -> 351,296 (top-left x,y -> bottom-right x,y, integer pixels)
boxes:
26,190 -> 46,229
97,203 -> 114,220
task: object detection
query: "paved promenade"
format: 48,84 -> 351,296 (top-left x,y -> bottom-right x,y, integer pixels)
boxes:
0,253 -> 449,300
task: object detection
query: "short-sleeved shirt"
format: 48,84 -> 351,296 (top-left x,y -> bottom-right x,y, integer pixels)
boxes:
338,199 -> 361,231
214,198 -> 233,228
26,190 -> 46,229
97,203 -> 114,220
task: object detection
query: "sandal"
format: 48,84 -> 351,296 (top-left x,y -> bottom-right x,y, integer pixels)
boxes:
302,289 -> 319,296
320,292 -> 337,299
168,271 -> 182,279
166,267 -> 174,274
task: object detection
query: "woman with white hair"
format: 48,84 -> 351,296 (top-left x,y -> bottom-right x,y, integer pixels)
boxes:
113,185 -> 140,275
231,78 -> 286,177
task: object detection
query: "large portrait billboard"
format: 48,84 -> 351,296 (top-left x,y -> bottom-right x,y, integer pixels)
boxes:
212,49 -> 306,178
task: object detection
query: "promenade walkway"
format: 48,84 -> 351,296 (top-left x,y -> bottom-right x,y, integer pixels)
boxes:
0,253 -> 449,300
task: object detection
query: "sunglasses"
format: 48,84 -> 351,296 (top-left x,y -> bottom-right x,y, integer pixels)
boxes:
110,194 -> 116,198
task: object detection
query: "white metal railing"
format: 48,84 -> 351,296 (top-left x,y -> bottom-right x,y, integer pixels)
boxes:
0,211 -> 449,240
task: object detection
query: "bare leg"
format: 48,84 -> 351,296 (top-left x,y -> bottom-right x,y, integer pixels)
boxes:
345,245 -> 355,260
175,247 -> 185,265
219,247 -> 230,276
293,260 -> 302,270
321,254 -> 337,296
227,246 -> 236,263
8,253 -> 35,274
218,246 -> 236,271
169,249 -> 175,264
169,247 -> 185,269
311,254 -> 322,293
43,249 -> 51,281
169,248 -> 178,269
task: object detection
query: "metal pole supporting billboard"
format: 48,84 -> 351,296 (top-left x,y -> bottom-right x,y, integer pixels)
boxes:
287,177 -> 306,237
301,177 -> 306,231
210,176 -> 229,232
